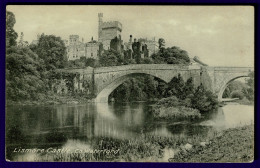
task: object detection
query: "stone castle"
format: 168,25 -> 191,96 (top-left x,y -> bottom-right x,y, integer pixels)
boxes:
30,13 -> 159,61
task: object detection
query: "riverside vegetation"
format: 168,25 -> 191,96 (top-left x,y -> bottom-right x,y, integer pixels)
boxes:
13,124 -> 253,162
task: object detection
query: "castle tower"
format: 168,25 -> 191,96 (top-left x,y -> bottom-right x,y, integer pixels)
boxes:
98,13 -> 103,41
97,13 -> 122,50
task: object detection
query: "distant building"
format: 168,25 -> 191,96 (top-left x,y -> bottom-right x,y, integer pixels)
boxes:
86,37 -> 102,60
123,35 -> 158,59
67,35 -> 85,60
138,37 -> 158,57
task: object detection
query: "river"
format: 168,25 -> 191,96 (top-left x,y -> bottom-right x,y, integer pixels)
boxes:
6,102 -> 254,161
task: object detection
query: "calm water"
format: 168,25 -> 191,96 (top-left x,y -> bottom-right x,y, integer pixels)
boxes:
6,102 -> 254,161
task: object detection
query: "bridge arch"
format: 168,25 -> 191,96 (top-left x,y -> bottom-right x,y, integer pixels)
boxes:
217,75 -> 249,101
95,73 -> 168,103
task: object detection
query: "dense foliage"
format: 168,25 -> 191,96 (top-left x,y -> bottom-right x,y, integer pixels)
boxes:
151,46 -> 190,65
30,34 -> 67,70
6,11 -> 67,102
109,76 -> 167,102
222,72 -> 254,103
67,57 -> 98,68
111,74 -> 218,113
99,49 -> 124,67
152,96 -> 201,120
243,72 -> 254,101
6,11 -> 18,48
190,84 -> 218,112
6,47 -> 47,101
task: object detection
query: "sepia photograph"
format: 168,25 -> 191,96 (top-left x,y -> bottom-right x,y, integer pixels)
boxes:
5,5 -> 254,162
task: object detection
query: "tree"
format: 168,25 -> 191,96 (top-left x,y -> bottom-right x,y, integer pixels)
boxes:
6,11 -> 18,48
6,11 -> 49,102
32,34 -> 67,70
243,72 -> 254,101
183,77 -> 195,99
140,57 -> 154,64
231,90 -> 244,100
132,41 -> 142,63
158,38 -> 165,50
166,74 -> 185,99
191,84 -> 218,112
99,49 -> 123,67
151,46 -> 190,65
223,80 -> 247,98
85,58 -> 97,67
6,47 -> 47,101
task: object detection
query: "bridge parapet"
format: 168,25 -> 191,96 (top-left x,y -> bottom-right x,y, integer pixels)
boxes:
94,64 -> 201,74
207,66 -> 253,72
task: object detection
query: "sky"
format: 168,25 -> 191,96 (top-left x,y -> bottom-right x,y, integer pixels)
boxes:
7,5 -> 254,67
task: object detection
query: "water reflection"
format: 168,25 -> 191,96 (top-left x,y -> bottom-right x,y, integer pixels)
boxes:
6,102 -> 254,161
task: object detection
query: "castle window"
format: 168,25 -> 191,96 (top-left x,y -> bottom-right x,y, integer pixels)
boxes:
91,53 -> 93,57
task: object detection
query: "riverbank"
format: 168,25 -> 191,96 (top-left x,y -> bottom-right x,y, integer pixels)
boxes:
170,124 -> 254,162
13,123 -> 253,162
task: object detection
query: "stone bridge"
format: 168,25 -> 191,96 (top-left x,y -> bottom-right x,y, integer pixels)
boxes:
56,64 -> 253,103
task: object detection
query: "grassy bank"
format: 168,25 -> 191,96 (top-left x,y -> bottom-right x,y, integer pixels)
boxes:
170,124 -> 254,163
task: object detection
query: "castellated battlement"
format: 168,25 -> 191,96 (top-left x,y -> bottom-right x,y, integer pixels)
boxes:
102,21 -> 122,31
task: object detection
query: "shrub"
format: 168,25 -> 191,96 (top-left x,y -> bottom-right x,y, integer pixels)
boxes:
231,90 -> 244,100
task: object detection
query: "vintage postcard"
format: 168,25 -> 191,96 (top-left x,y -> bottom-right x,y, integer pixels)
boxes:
6,5 -> 254,162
